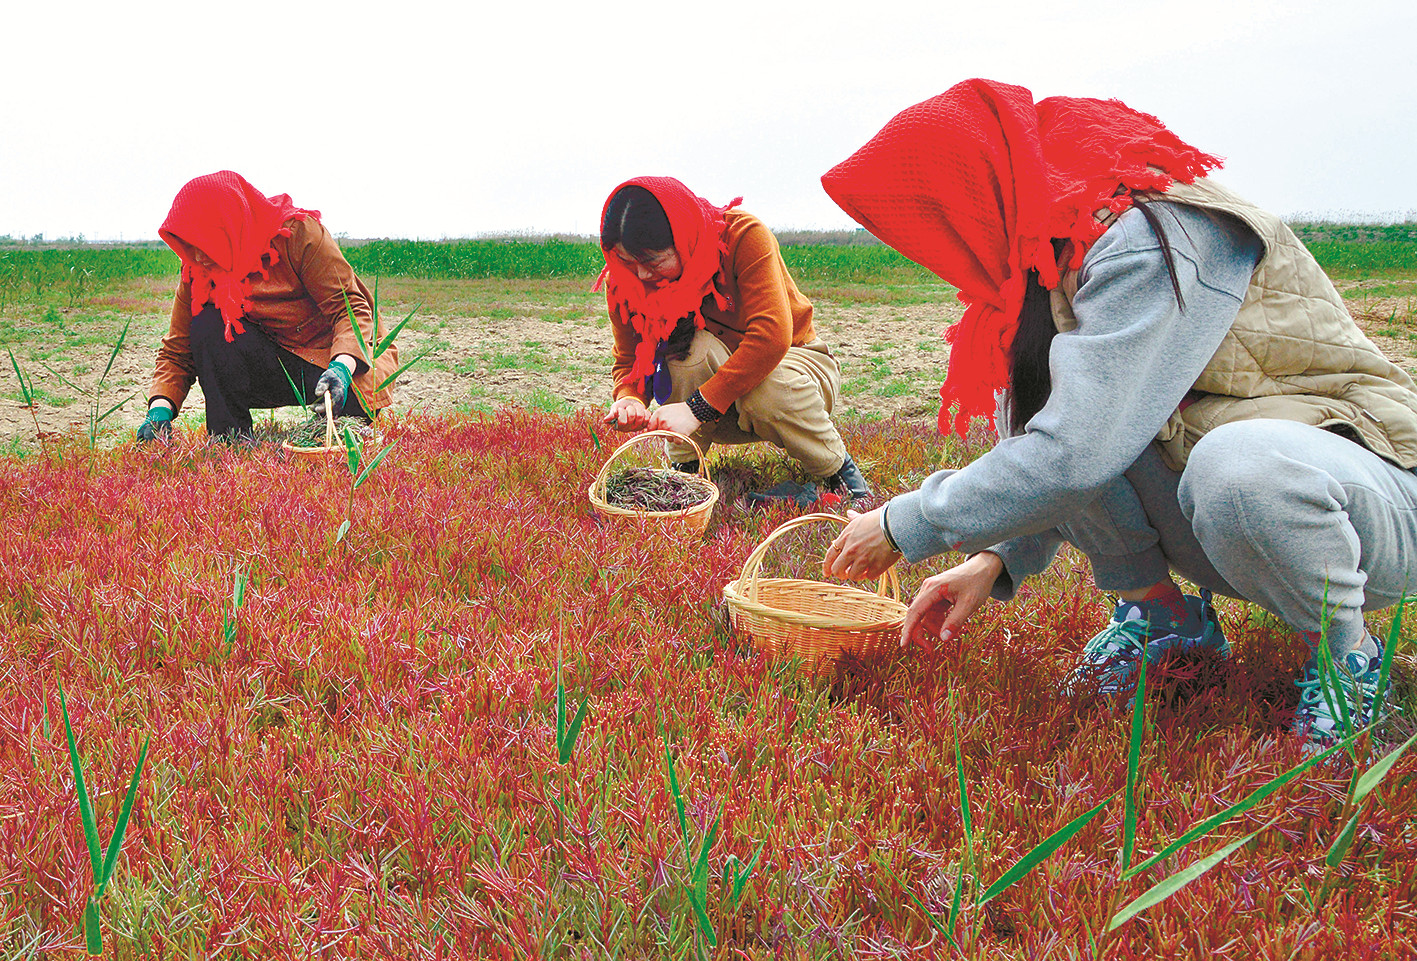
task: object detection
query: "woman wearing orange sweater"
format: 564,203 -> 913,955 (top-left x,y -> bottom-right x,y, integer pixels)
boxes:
596,177 -> 870,501
138,171 -> 398,443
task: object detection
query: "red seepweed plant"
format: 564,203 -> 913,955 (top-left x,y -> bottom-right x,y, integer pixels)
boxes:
0,408 -> 1411,958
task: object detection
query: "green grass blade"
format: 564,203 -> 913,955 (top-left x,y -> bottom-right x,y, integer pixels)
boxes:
58,679 -> 103,883
662,726 -> 691,863
1123,652 -> 1149,872
731,842 -> 764,903
99,317 -> 132,385
555,661 -> 567,750
978,791 -> 1117,907
342,288 -> 373,367
1108,830 -> 1259,930
84,898 -> 102,955
694,811 -> 720,904
95,392 -> 136,427
342,426 -> 361,476
233,567 -> 247,611
374,347 -> 433,394
370,275 -> 381,356
8,348 -> 34,405
560,694 -> 591,765
686,883 -> 717,947
352,442 -> 395,490
276,356 -> 309,406
947,854 -> 966,943
954,735 -> 973,866
376,302 -> 421,357
97,736 -> 149,891
1325,809 -> 1362,872
1371,600 -> 1405,725
40,361 -> 83,395
1317,630 -> 1354,740
1351,728 -> 1417,805
1124,733 -> 1357,878
879,859 -> 958,951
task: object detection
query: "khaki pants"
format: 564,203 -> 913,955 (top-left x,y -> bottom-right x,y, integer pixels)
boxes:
665,330 -> 847,477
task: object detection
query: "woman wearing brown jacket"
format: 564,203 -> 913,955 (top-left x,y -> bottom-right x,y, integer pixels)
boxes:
139,171 -> 397,442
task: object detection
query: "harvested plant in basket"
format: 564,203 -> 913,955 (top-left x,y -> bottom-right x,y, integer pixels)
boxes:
603,466 -> 716,512
282,415 -> 377,450
588,430 -> 720,535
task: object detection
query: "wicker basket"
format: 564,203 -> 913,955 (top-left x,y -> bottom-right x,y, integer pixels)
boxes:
282,394 -> 381,463
723,513 -> 907,672
588,430 -> 720,536
282,394 -> 345,462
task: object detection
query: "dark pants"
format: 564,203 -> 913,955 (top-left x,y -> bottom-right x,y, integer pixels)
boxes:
190,305 -> 364,437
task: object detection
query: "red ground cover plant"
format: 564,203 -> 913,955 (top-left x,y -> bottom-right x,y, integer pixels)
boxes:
0,410 -> 1413,959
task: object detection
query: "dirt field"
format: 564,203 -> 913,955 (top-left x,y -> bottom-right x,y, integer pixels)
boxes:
2,275 -> 1415,448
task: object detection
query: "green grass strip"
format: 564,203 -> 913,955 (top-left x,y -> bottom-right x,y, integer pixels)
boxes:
1109,830 -> 1260,930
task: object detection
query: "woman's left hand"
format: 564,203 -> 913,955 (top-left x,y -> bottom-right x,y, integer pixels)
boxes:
647,402 -> 701,437
824,508 -> 901,580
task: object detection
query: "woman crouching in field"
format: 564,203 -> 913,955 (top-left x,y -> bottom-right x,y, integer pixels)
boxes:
138,171 -> 398,443
596,177 -> 871,502
820,79 -> 1417,748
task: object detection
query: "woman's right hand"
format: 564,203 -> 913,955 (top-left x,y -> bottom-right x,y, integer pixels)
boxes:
603,396 -> 650,432
901,551 -> 1004,649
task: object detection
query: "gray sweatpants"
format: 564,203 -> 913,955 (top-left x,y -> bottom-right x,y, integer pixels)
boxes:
1013,419 -> 1417,656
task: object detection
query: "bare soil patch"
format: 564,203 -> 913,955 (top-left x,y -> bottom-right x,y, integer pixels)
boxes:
3,275 -> 1415,450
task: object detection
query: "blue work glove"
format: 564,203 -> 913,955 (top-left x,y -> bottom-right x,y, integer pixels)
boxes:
312,359 -> 353,414
136,405 -> 174,443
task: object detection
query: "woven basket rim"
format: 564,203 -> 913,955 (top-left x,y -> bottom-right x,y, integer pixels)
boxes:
723,513 -> 906,632
723,576 -> 906,631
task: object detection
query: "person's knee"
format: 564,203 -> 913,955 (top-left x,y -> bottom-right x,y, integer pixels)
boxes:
1180,422 -> 1299,531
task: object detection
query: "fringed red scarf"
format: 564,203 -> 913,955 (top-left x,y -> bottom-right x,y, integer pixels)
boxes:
159,171 -> 319,342
593,177 -> 741,391
821,78 -> 1222,435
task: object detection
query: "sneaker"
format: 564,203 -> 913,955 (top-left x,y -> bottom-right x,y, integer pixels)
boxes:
823,453 -> 872,502
670,460 -> 700,474
1291,638 -> 1395,747
1061,589 -> 1230,696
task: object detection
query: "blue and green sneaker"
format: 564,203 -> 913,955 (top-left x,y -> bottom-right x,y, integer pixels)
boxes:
1062,589 -> 1230,696
1291,640 -> 1396,748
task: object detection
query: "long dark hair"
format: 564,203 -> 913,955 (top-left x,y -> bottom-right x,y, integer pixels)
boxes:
1007,198 -> 1188,434
601,186 -> 673,259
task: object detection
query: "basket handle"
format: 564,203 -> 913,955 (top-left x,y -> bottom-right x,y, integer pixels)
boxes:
323,392 -> 335,450
591,429 -> 710,497
734,512 -> 900,605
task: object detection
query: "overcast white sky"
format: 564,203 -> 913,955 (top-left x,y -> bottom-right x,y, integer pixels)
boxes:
3,0 -> 1414,242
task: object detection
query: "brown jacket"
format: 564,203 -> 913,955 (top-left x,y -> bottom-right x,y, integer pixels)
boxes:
610,210 -> 817,413
150,217 -> 399,413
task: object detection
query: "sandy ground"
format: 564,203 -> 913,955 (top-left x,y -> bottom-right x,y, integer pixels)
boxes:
2,278 -> 1414,448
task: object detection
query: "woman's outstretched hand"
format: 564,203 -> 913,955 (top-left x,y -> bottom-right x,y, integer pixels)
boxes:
824,508 -> 901,581
646,402 -> 701,437
901,551 -> 1003,649
603,397 -> 650,432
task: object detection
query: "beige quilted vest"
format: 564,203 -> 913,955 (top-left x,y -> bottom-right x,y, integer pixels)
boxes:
1051,176 -> 1417,470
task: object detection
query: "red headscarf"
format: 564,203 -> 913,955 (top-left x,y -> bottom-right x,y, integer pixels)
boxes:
593,177 -> 741,387
821,79 -> 1222,435
159,171 -> 319,342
